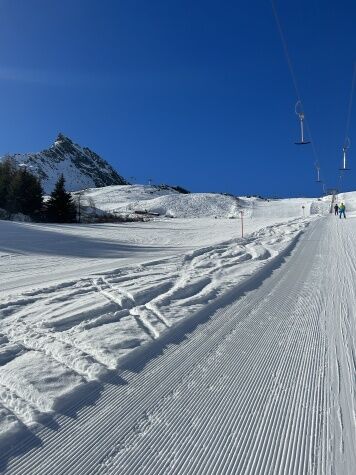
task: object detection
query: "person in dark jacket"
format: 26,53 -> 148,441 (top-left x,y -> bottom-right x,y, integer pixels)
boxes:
334,203 -> 339,215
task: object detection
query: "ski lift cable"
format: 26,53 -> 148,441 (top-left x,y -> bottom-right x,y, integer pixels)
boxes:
270,0 -> 325,186
344,62 -> 356,145
338,63 -> 356,175
270,0 -> 301,101
304,117 -> 322,166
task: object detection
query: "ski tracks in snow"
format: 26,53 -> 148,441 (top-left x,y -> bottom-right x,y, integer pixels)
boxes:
96,223 -> 327,475
0,217 -> 321,471
1,217 -> 356,473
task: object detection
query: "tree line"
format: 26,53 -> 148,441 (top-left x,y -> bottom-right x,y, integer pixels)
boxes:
0,157 -> 77,222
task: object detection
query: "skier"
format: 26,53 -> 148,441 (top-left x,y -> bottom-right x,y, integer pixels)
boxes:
339,202 -> 346,219
334,203 -> 339,215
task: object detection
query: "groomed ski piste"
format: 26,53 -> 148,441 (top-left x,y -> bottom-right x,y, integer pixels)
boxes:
0,185 -> 355,474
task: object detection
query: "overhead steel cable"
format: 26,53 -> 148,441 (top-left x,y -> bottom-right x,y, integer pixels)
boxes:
270,0 -> 301,101
304,118 -> 323,175
344,62 -> 356,144
270,0 -> 326,191
338,63 -> 356,182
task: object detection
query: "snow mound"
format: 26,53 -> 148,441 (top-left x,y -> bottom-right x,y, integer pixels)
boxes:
77,185 -> 331,220
75,185 -> 241,218
78,185 -> 240,218
120,192 -> 240,218
0,352 -> 86,413
79,184 -> 179,213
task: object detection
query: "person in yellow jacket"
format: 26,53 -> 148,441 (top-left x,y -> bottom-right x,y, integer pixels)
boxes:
339,202 -> 346,219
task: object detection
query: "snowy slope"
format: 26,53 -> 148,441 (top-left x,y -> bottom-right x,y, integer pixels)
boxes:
333,191 -> 356,214
1,215 -> 356,474
0,216 -> 310,448
2,190 -> 355,473
0,134 -> 127,193
79,184 -> 180,213
76,184 -> 241,218
246,196 -> 330,219
0,193 -> 321,445
78,184 -> 330,219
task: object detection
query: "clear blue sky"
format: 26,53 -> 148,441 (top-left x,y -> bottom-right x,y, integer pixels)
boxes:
0,0 -> 355,197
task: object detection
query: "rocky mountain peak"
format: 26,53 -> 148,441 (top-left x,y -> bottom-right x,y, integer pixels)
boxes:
1,134 -> 128,193
54,132 -> 73,146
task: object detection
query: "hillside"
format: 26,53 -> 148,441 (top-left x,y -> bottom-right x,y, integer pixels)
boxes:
77,184 -> 331,219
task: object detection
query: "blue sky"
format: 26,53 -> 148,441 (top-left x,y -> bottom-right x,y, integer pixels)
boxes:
0,0 -> 355,197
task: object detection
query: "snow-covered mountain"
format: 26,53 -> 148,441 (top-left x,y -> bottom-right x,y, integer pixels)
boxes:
0,133 -> 127,193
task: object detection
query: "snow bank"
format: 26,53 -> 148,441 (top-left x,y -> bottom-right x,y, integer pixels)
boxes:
0,403 -> 22,445
0,352 -> 86,414
121,192 -> 240,218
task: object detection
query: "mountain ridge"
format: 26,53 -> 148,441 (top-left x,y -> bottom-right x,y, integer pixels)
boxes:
1,133 -> 127,193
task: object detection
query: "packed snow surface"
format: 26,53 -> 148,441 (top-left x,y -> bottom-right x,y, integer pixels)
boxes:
1,188 -> 355,473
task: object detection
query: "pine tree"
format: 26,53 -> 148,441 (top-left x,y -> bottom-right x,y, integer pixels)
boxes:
46,174 -> 77,223
0,156 -> 17,211
11,168 -> 44,218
